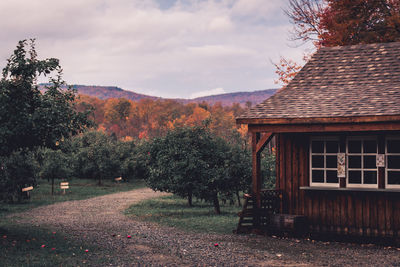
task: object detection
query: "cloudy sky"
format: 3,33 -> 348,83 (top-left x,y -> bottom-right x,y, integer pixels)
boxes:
0,0 -> 312,99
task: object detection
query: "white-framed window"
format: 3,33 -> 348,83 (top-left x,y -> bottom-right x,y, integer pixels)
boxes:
346,136 -> 378,188
310,137 -> 339,187
386,137 -> 400,188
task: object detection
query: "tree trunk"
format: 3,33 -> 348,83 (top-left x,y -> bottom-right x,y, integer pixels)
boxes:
51,177 -> 54,195
188,192 -> 193,207
213,193 -> 221,214
236,191 -> 241,207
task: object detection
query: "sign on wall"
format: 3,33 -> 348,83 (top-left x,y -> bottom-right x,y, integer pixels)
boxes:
337,153 -> 346,178
376,154 -> 385,167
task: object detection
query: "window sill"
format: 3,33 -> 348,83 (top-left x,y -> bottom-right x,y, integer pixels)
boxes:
300,186 -> 400,193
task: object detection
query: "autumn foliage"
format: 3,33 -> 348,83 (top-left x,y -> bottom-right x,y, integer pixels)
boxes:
276,0 -> 400,85
319,0 -> 400,46
75,95 -> 247,141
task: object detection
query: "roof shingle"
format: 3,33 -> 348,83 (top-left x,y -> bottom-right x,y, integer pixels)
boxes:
237,42 -> 400,121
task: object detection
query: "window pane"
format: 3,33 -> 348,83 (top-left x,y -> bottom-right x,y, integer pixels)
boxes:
349,171 -> 361,184
363,140 -> 377,153
312,141 -> 324,153
388,171 -> 400,185
387,140 -> 400,153
364,156 -> 376,169
388,156 -> 400,169
312,170 -> 324,183
326,156 -> 337,168
348,140 -> 361,153
348,156 -> 361,168
364,171 -> 377,184
326,170 -> 338,183
312,155 -> 324,168
326,141 -> 338,153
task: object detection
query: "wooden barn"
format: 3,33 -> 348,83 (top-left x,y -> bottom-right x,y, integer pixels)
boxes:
236,42 -> 400,240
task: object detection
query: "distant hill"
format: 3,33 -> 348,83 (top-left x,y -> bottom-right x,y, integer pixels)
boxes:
70,85 -> 160,101
187,89 -> 277,106
40,84 -> 277,106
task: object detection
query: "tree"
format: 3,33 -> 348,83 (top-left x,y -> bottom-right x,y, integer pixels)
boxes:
276,0 -> 400,85
0,149 -> 37,202
39,148 -> 70,195
319,0 -> 400,46
286,0 -> 400,47
146,127 -> 208,207
146,126 -> 251,214
0,39 -> 92,200
0,39 -> 92,156
64,131 -> 119,185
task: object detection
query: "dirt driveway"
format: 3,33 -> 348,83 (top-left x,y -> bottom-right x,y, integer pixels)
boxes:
10,188 -> 400,266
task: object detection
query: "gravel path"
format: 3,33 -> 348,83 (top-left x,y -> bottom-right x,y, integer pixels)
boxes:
9,188 -> 400,266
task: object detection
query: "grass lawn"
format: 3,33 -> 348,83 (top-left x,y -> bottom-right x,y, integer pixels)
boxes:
0,178 -> 145,266
125,195 -> 241,234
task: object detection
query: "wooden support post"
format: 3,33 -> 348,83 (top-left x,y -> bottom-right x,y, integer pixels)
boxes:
252,132 -> 261,208
252,132 -> 261,228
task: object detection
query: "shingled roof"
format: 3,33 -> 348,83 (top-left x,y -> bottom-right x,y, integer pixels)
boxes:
237,42 -> 400,124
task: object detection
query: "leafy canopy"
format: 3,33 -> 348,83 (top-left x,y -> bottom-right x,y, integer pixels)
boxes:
276,0 -> 400,86
146,126 -> 251,214
0,39 -> 93,156
286,0 -> 400,47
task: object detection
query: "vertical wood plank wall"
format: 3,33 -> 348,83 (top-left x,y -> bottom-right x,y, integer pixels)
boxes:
275,133 -> 400,238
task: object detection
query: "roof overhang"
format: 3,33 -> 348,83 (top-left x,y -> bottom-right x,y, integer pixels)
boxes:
237,115 -> 400,133
236,114 -> 400,125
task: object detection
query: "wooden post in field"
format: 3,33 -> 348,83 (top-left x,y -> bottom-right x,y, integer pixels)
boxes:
60,182 -> 69,195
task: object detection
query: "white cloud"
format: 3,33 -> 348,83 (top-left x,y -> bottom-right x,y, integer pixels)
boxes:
191,87 -> 226,99
208,16 -> 234,32
0,0 -> 311,98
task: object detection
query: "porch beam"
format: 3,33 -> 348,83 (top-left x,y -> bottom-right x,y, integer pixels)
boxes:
256,132 -> 274,154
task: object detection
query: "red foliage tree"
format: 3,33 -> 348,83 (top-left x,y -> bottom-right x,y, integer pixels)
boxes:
275,0 -> 400,85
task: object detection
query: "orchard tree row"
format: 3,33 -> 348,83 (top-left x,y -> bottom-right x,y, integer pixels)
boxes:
0,40 -> 274,212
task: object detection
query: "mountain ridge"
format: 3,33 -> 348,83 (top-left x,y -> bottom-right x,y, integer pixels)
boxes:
41,84 -> 277,106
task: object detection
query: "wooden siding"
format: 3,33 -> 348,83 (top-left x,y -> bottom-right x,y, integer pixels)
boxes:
275,133 -> 400,238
